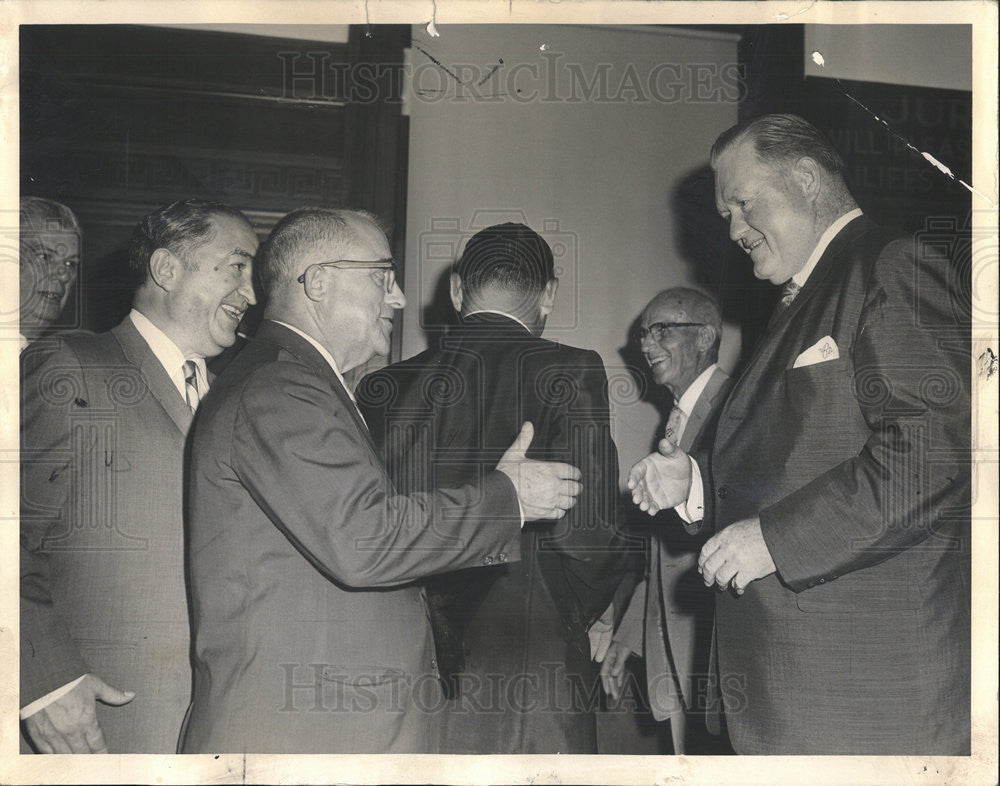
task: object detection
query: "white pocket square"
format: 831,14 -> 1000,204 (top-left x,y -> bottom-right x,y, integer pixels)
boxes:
793,335 -> 839,368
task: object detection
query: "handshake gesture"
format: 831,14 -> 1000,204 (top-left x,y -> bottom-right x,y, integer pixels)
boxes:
627,436 -> 692,515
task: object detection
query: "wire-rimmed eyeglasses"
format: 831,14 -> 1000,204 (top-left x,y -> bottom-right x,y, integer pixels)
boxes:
633,321 -> 705,344
297,259 -> 397,292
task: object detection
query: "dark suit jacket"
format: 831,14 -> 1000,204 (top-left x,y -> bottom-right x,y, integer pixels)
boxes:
180,320 -> 523,754
706,216 -> 970,754
358,312 -> 631,754
20,317 -> 196,752
613,366 -> 731,754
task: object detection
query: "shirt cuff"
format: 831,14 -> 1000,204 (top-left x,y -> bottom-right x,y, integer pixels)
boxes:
20,673 -> 88,719
675,456 -> 704,523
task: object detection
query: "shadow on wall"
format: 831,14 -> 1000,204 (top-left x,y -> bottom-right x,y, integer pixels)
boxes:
670,163 -> 776,352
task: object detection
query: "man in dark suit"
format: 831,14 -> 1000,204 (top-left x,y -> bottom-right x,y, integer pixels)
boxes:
180,208 -> 582,754
629,114 -> 970,754
600,287 -> 731,755
358,222 -> 630,754
20,199 -> 259,753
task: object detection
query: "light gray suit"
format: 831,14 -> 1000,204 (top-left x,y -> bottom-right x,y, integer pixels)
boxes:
20,317 -> 195,752
614,366 -> 730,754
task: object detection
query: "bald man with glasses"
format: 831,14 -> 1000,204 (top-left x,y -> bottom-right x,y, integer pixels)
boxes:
181,208 -> 583,754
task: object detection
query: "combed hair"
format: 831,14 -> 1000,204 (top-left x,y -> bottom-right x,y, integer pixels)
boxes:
127,199 -> 252,289
21,196 -> 81,235
710,113 -> 846,177
256,207 -> 385,295
454,222 -> 554,296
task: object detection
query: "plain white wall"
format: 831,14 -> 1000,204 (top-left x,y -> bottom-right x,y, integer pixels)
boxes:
804,25 -> 971,91
401,24 -> 740,485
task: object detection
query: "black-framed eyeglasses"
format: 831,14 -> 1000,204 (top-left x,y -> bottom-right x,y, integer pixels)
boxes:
633,322 -> 705,344
297,259 -> 397,292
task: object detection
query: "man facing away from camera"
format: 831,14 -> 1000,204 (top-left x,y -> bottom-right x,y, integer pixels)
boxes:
21,199 -> 258,753
180,208 -> 583,754
629,113 -> 970,754
358,222 -> 631,754
600,287 -> 732,755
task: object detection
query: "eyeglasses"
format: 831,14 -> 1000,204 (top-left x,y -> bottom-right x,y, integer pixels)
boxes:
297,259 -> 397,292
633,321 -> 705,344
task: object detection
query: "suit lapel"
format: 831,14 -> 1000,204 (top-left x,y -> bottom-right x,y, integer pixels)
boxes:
679,367 -> 730,453
726,216 -> 876,402
256,321 -> 380,458
111,318 -> 192,435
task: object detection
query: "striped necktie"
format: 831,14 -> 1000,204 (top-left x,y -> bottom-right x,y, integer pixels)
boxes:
183,359 -> 200,412
664,405 -> 687,446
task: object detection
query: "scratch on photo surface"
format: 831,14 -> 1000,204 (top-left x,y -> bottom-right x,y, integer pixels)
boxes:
476,59 -> 504,87
811,51 -> 997,209
411,39 -> 464,84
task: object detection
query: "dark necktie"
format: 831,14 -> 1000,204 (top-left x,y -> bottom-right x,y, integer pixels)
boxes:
183,359 -> 200,412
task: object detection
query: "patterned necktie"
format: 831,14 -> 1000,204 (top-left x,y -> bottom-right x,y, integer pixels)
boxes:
779,280 -> 802,307
664,405 -> 687,446
183,359 -> 200,412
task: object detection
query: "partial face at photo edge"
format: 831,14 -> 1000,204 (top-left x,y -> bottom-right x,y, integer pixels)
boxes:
713,138 -> 820,286
167,213 -> 259,359
19,227 -> 81,333
639,298 -> 710,397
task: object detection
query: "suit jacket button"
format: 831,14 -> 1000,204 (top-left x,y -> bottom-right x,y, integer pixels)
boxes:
497,552 -> 508,563
430,658 -> 438,669
817,578 -> 826,584
483,555 -> 494,566
717,487 -> 729,499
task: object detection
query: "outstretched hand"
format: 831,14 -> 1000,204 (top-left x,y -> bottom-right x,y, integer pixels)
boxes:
497,422 -> 583,520
626,438 -> 692,515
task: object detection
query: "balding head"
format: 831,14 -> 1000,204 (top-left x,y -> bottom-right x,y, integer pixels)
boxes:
259,207 -> 405,373
636,287 -> 722,397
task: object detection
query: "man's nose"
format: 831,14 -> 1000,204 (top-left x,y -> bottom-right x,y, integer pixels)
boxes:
239,274 -> 258,306
53,262 -> 74,283
728,212 -> 748,243
385,280 -> 406,310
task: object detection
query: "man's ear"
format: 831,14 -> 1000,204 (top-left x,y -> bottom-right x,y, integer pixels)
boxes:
449,273 -> 464,312
148,248 -> 181,292
300,265 -> 328,302
697,324 -> 717,353
539,278 -> 559,318
791,156 -> 823,203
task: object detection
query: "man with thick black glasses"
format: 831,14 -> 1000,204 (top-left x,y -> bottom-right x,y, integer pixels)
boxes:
599,287 -> 731,755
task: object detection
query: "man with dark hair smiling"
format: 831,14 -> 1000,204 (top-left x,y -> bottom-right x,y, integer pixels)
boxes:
629,114 -> 970,754
20,199 -> 258,753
